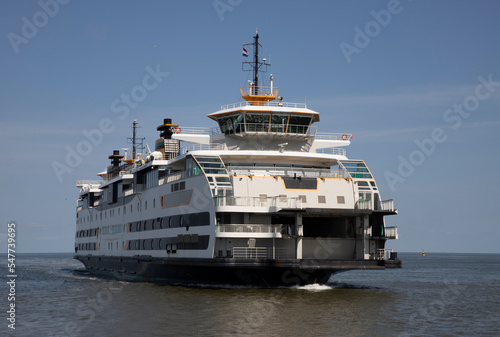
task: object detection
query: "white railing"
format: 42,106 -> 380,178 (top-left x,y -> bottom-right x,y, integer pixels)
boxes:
180,143 -> 226,154
315,132 -> 353,141
228,166 -> 349,179
176,127 -> 212,135
384,226 -> 398,239
76,180 -> 102,187
377,249 -> 393,260
356,198 -> 396,212
316,148 -> 347,156
232,247 -> 293,259
216,224 -> 285,234
380,199 -> 395,211
220,101 -> 307,110
214,196 -> 303,209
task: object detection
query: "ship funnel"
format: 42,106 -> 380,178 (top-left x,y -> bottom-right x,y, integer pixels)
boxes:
156,118 -> 180,160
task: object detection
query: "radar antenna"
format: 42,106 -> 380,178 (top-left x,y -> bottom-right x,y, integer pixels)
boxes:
127,120 -> 145,160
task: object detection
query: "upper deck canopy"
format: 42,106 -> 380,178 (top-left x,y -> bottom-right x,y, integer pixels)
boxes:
207,101 -> 320,137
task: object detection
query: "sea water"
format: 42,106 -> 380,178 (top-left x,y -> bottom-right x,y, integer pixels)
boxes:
1,252 -> 499,336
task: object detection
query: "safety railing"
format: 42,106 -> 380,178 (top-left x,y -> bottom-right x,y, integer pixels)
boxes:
383,226 -> 398,239
380,199 -> 395,211
233,247 -> 293,259
376,249 -> 393,260
180,143 -> 226,155
220,101 -> 307,110
214,196 -> 303,209
315,133 -> 353,141
216,224 -> 285,234
227,165 -> 349,179
316,148 -> 347,156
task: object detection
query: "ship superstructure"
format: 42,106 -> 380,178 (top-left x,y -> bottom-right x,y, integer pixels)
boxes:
74,33 -> 401,286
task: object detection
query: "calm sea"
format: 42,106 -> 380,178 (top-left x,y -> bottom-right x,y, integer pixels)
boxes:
1,253 -> 499,337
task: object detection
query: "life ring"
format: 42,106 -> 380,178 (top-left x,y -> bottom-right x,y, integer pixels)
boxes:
77,180 -> 82,185
342,134 -> 348,140
175,127 -> 181,134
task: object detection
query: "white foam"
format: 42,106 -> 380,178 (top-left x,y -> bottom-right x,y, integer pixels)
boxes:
295,283 -> 335,291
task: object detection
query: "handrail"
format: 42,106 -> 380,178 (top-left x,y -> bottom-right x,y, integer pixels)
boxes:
220,101 -> 308,110
315,132 -> 353,140
180,143 -> 226,154
216,224 -> 285,234
240,86 -> 278,97
227,165 -> 349,179
316,148 -> 347,156
214,195 -> 303,209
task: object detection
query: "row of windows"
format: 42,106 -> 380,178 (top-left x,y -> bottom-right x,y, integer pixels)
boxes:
75,243 -> 97,251
78,197 -> 160,225
127,235 -> 209,252
128,212 -> 210,233
101,224 -> 123,235
76,228 -> 98,238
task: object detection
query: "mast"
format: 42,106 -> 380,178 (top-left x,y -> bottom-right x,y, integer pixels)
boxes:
253,31 -> 259,89
127,120 -> 145,160
241,29 -> 276,104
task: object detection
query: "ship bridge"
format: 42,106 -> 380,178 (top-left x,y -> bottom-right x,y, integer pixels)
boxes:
207,100 -> 319,138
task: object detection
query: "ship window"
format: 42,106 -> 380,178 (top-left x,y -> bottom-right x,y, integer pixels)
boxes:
288,115 -> 312,134
180,181 -> 185,190
358,181 -> 369,186
145,200 -> 147,210
245,113 -> 269,132
370,181 -> 376,186
318,195 -> 326,203
299,195 -> 307,203
337,196 -> 345,204
270,114 -> 289,133
130,205 -> 133,213
153,198 -> 156,208
172,244 -> 177,254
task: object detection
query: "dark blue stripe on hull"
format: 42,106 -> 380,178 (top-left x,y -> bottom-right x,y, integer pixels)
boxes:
75,255 -> 385,287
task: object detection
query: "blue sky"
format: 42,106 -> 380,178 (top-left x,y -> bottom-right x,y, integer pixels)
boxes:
1,0 -> 499,253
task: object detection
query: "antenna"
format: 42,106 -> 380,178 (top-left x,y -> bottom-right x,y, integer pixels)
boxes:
127,120 -> 145,160
242,29 -> 271,95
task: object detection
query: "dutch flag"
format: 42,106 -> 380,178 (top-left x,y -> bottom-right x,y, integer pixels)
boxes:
242,47 -> 249,57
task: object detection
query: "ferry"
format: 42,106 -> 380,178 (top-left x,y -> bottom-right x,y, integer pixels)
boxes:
74,32 -> 401,286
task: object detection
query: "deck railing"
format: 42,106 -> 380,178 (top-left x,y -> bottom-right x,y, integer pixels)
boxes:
216,224 -> 286,234
221,101 -> 307,110
232,247 -> 293,259
377,249 -> 393,260
228,166 -> 349,179
214,196 -> 303,209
